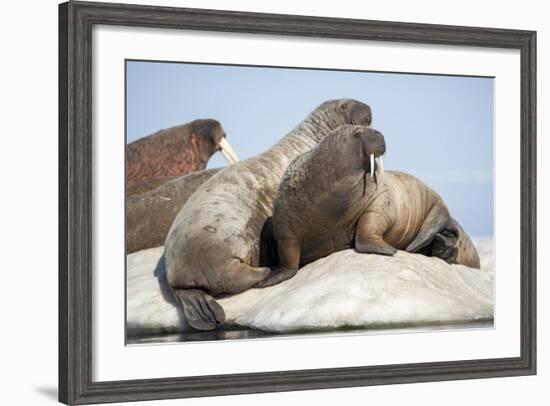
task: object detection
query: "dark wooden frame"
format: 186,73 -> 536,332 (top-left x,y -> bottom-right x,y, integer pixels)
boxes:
59,1 -> 537,404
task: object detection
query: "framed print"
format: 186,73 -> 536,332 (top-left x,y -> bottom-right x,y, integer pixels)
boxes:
59,1 -> 537,404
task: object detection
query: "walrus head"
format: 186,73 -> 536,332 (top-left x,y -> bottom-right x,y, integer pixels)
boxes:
337,98 -> 372,126
191,119 -> 239,164
320,124 -> 386,185
355,126 -> 386,182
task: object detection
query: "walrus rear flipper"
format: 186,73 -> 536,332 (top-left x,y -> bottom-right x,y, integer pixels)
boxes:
173,288 -> 225,331
406,203 -> 451,253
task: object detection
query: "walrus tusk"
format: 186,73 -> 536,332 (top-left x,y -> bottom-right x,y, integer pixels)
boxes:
375,155 -> 384,184
218,137 -> 239,164
370,154 -> 375,178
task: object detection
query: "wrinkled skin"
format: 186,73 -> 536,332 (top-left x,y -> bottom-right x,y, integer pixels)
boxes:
126,119 -> 227,187
126,176 -> 179,196
165,99 -> 373,330
258,125 -> 480,288
126,168 -> 221,253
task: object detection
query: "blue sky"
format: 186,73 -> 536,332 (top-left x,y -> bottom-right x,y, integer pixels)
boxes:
127,61 -> 494,238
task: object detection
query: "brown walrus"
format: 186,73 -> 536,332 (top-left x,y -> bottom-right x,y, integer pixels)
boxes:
257,125 -> 480,288
126,118 -> 238,188
165,99 -> 373,330
126,168 -> 221,253
126,176 -> 179,196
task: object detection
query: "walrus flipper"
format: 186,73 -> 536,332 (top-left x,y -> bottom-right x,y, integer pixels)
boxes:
406,203 -> 451,253
255,267 -> 298,288
355,236 -> 397,256
221,259 -> 270,294
354,211 -> 398,256
255,238 -> 301,288
173,288 -> 225,331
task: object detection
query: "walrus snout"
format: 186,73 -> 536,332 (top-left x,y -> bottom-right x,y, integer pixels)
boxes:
356,128 -> 385,156
368,143 -> 386,158
191,119 -> 239,165
360,129 -> 385,155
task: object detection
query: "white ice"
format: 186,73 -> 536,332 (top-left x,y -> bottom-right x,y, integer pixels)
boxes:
126,240 -> 494,336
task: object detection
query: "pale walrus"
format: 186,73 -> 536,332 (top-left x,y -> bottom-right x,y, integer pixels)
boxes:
257,125 -> 480,288
165,99 -> 373,330
126,118 -> 238,188
126,168 -> 221,253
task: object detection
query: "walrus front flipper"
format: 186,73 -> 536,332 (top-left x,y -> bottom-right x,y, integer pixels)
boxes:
355,211 -> 397,256
355,236 -> 397,256
173,288 -> 226,331
221,259 -> 270,294
406,203 -> 451,253
255,267 -> 298,288
255,238 -> 301,288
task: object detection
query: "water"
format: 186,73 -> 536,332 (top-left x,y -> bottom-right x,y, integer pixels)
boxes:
127,319 -> 494,345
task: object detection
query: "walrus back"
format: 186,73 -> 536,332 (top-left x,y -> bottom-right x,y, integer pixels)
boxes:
384,172 -> 480,268
165,106 -> 342,287
165,153 -> 292,291
374,171 -> 438,249
126,168 -> 220,253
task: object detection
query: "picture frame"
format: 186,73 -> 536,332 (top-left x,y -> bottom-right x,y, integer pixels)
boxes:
59,1 -> 537,404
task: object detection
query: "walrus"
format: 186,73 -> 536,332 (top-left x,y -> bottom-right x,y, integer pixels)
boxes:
257,125 -> 480,288
126,176 -> 179,196
126,118 -> 238,187
126,168 -> 221,253
165,99 -> 373,330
